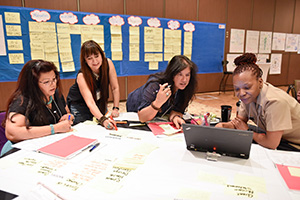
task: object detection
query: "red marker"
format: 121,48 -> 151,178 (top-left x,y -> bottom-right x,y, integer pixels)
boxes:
110,115 -> 118,131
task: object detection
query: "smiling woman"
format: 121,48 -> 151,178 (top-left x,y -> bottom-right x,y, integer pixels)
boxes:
3,60 -> 74,143
216,53 -> 300,151
126,55 -> 198,129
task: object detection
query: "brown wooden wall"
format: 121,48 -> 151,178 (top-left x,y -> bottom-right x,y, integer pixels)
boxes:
1,0 -> 300,111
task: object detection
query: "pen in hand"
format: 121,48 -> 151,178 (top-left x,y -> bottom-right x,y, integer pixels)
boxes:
89,143 -> 100,152
68,114 -> 71,121
110,115 -> 118,131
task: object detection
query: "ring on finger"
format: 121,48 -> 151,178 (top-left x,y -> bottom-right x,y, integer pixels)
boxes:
166,92 -> 169,96
107,123 -> 111,129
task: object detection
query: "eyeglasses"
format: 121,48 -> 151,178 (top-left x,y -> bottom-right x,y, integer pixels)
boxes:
39,77 -> 57,86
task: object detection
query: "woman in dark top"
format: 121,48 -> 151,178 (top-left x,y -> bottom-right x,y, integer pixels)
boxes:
4,60 -> 73,143
67,40 -> 120,129
126,55 -> 198,128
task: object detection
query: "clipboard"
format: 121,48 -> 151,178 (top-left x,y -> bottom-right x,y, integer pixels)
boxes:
37,135 -> 98,159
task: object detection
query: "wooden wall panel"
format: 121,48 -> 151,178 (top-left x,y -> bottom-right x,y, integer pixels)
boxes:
165,0 -> 197,21
273,0 -> 294,32
0,82 -> 17,112
79,0 -> 124,14
196,73 -> 224,93
293,0 -> 300,33
126,0 -> 164,18
252,0 -> 275,31
24,0 -> 78,11
225,0 -> 252,53
288,54 -> 300,84
127,75 -> 148,95
0,0 -> 22,7
198,0 -> 227,24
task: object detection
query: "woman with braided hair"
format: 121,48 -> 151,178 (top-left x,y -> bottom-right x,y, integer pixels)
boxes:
216,53 -> 300,151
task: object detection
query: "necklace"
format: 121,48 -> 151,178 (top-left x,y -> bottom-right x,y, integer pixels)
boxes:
45,97 -> 62,124
46,96 -> 53,105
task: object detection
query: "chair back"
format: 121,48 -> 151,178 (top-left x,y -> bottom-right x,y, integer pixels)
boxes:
0,112 -> 8,154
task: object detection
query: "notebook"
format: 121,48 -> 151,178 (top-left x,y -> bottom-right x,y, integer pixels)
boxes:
182,124 -> 253,159
37,135 -> 98,159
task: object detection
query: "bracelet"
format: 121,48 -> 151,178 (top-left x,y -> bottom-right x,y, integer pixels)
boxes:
50,124 -> 55,135
97,116 -> 108,126
112,106 -> 119,110
151,102 -> 161,112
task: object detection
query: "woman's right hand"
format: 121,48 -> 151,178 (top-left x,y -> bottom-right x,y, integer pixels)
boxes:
103,118 -> 116,130
154,83 -> 171,107
54,120 -> 73,133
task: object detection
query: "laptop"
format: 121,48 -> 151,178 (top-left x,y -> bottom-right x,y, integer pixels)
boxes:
182,124 -> 253,159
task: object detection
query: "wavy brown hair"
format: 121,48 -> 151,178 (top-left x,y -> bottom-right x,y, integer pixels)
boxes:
3,60 -> 62,128
80,40 -> 109,114
147,55 -> 198,112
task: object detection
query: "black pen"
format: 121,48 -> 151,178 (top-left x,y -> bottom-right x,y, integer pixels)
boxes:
89,143 -> 100,152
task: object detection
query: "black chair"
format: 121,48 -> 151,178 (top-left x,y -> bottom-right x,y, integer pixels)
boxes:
219,60 -> 233,94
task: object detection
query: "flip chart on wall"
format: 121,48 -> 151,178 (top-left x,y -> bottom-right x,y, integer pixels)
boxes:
0,6 -> 225,82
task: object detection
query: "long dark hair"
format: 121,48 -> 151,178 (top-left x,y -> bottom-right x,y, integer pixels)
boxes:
4,60 -> 61,128
233,53 -> 262,79
148,55 -> 198,112
80,40 -> 109,114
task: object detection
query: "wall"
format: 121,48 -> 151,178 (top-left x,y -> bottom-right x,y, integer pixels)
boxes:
0,0 -> 300,111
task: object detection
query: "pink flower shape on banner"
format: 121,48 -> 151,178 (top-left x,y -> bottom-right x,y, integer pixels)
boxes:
59,12 -> 78,24
128,16 -> 142,27
30,10 -> 51,22
109,15 -> 125,26
183,23 -> 195,32
167,20 -> 180,30
147,18 -> 161,28
83,14 -> 100,25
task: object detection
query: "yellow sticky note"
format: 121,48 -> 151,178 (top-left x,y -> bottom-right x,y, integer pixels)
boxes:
45,52 -> 59,62
288,166 -> 300,177
6,25 -> 22,36
112,51 -> 123,61
42,22 -> 56,32
198,171 -> 227,185
69,24 -> 81,34
7,40 -> 23,50
30,33 -> 44,43
149,62 -> 158,70
91,25 -> 104,33
59,52 -> 73,62
176,188 -> 211,200
5,12 -> 20,24
234,173 -> 266,193
9,53 -> 24,64
81,34 -> 93,44
144,53 -> 154,62
44,43 -> 58,53
28,21 -> 42,32
111,25 -> 121,34
129,52 -> 139,61
56,23 -> 70,33
154,53 -> 163,62
61,62 -> 75,72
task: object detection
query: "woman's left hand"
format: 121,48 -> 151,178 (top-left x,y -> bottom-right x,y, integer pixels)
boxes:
111,108 -> 119,117
59,114 -> 74,125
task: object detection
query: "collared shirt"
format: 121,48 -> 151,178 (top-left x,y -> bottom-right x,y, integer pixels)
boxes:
239,82 -> 300,146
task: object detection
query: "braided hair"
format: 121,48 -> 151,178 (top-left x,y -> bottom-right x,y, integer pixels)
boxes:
233,53 -> 262,79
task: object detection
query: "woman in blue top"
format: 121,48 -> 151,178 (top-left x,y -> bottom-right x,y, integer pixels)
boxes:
126,55 -> 198,128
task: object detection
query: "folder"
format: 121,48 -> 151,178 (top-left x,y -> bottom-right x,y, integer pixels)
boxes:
37,135 -> 97,159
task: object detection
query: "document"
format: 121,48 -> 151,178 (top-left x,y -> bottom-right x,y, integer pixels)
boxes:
37,135 -> 98,159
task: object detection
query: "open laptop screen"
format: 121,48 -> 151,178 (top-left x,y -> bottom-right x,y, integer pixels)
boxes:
182,124 -> 253,159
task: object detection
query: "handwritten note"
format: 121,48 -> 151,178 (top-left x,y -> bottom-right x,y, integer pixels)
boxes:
6,25 -> 22,36
235,173 -> 266,193
288,166 -> 300,177
9,53 -> 24,64
7,39 -> 23,50
4,12 -> 20,24
225,184 -> 255,198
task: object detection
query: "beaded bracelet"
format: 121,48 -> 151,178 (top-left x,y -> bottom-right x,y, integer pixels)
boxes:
97,116 -> 108,126
50,124 -> 55,135
112,106 -> 119,110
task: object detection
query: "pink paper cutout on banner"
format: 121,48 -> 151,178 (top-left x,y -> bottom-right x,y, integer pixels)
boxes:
83,14 -> 100,25
147,18 -> 161,28
128,16 -> 142,27
109,15 -> 125,26
183,23 -> 195,32
59,12 -> 78,24
167,20 -> 180,30
30,10 -> 51,22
